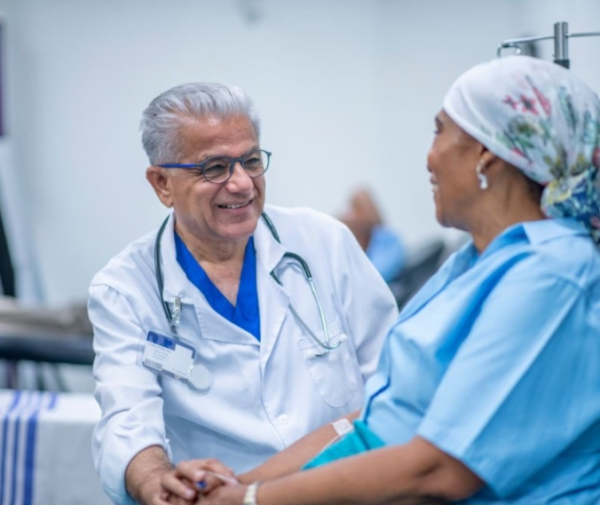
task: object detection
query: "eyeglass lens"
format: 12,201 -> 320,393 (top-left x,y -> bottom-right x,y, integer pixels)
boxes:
204,150 -> 269,183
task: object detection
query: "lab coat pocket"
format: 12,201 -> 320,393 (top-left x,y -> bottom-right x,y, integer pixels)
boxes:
297,320 -> 359,409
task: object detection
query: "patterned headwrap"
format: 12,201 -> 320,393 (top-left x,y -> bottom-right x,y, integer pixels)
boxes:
443,55 -> 600,243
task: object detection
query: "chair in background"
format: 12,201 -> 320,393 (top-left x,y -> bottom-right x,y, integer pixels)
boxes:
0,299 -> 94,391
388,239 -> 446,309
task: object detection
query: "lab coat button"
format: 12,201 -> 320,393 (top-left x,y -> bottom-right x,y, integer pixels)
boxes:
277,414 -> 289,425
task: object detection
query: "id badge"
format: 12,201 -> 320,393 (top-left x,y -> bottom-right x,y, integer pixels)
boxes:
142,331 -> 212,393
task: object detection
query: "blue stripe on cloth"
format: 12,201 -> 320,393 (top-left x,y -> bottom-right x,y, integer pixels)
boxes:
8,392 -> 42,505
8,397 -> 24,505
0,391 -> 22,505
22,393 -> 47,505
46,393 -> 57,411
9,392 -> 37,505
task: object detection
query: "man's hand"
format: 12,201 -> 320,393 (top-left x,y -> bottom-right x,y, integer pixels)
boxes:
125,446 -> 193,505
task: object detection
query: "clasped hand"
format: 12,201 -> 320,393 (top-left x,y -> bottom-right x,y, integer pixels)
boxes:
160,459 -> 246,505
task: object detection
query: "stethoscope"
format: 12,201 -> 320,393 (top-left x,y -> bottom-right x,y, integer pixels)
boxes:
154,212 -> 342,362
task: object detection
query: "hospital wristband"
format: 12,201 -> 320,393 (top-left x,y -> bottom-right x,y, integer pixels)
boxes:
331,418 -> 353,436
243,482 -> 261,505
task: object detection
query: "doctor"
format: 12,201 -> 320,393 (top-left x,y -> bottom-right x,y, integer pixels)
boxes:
88,82 -> 398,505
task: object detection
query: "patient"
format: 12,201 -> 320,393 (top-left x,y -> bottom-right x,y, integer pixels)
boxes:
163,55 -> 600,504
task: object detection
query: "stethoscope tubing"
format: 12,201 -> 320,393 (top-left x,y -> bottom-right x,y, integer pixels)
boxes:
155,216 -> 175,330
154,212 -> 341,353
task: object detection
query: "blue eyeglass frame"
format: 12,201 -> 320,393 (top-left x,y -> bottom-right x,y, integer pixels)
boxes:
157,148 -> 272,184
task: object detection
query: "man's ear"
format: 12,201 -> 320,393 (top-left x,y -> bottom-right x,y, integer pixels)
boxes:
146,166 -> 174,208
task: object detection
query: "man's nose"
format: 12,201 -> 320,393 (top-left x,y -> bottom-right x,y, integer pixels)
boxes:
226,161 -> 253,190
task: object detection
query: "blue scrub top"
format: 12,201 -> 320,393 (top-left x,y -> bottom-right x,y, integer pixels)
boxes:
362,218 -> 600,503
365,225 -> 406,283
174,233 -> 261,341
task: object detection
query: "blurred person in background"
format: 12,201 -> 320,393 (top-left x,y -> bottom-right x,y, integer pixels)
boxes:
339,188 -> 406,283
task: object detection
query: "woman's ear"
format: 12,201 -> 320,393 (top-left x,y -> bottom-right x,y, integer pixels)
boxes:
146,166 -> 174,208
477,147 -> 497,170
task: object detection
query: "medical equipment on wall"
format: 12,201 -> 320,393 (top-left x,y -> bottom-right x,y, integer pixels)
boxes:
497,21 -> 600,69
150,212 -> 341,392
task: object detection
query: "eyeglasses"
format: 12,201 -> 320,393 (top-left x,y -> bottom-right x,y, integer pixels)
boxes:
158,149 -> 271,184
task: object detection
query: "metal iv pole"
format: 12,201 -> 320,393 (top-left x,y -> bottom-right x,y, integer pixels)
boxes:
497,21 -> 600,68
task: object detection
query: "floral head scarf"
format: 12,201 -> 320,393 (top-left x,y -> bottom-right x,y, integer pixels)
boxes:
443,55 -> 600,243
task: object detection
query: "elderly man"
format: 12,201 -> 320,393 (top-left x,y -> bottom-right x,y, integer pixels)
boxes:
88,82 -> 398,505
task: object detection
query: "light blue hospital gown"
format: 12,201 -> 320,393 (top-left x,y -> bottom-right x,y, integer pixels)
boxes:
362,218 -> 600,504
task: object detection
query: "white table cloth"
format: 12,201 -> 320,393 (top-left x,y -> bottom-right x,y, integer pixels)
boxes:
0,389 -> 111,505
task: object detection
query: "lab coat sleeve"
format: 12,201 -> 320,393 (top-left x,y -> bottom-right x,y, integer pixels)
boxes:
336,224 -> 399,380
416,259 -> 600,498
89,283 -> 171,505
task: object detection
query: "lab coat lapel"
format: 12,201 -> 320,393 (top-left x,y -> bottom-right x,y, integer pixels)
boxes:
254,216 -> 290,362
160,213 -> 271,346
159,214 -> 195,304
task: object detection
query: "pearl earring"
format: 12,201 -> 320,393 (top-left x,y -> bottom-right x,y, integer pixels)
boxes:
476,162 -> 488,190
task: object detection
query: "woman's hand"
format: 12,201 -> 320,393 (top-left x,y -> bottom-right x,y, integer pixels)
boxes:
200,484 -> 247,505
160,458 -> 238,503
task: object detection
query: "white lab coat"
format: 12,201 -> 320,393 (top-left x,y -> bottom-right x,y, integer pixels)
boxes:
89,204 -> 398,505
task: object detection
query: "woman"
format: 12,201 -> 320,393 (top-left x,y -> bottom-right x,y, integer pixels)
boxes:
165,56 -> 600,504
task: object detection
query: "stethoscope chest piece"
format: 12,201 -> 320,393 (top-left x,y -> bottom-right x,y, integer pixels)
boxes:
188,363 -> 213,394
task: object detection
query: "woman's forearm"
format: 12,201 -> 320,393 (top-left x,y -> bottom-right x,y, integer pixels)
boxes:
238,410 -> 361,484
252,437 -> 482,505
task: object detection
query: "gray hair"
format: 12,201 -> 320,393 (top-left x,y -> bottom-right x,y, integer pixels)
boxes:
140,82 -> 261,165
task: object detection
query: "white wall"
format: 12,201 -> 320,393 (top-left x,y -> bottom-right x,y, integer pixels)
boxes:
2,0 -> 578,303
